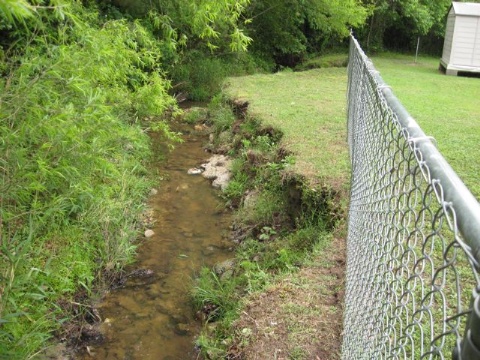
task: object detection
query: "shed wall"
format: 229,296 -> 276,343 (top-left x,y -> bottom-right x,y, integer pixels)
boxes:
441,3 -> 480,75
452,15 -> 480,67
441,12 -> 456,64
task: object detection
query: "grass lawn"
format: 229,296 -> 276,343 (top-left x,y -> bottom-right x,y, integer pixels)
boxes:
221,63 -> 350,359
370,53 -> 480,200
223,67 -> 350,191
225,53 -> 480,200
221,52 -> 479,358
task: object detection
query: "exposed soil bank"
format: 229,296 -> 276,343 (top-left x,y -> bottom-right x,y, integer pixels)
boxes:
229,237 -> 345,360
188,99 -> 346,359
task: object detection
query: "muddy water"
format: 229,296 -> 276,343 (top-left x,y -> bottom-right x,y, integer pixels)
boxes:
82,129 -> 232,359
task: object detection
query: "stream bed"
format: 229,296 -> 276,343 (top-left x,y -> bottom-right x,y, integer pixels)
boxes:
79,127 -> 233,359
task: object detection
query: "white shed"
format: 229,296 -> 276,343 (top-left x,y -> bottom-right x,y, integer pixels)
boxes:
440,2 -> 480,76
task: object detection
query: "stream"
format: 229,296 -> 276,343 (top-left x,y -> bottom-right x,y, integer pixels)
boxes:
79,126 -> 233,359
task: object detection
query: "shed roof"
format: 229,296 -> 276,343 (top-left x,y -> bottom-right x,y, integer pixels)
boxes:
452,2 -> 480,17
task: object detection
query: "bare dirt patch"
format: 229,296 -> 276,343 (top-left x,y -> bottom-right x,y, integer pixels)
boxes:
229,237 -> 345,360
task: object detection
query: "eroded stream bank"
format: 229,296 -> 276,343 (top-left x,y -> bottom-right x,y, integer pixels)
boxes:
78,126 -> 233,359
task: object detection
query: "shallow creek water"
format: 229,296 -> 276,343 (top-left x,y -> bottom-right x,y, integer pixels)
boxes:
80,128 -> 233,359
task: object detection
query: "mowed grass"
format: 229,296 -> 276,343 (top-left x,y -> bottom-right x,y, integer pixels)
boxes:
224,67 -> 350,191
371,54 -> 480,199
225,54 -> 480,200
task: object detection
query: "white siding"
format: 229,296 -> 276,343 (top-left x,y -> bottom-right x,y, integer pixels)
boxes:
452,2 -> 480,17
441,12 -> 456,64
474,16 -> 480,66
452,16 -> 479,66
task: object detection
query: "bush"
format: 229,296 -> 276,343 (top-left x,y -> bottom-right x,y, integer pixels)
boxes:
169,51 -> 228,101
170,51 -> 273,101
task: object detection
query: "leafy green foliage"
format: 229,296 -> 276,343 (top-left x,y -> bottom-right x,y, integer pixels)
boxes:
0,1 -> 180,357
170,51 -> 229,101
245,0 -> 368,66
169,49 -> 271,101
108,0 -> 252,53
103,0 -> 261,100
0,0 -> 33,23
359,0 -> 452,52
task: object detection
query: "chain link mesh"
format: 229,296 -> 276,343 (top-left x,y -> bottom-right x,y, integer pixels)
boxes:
343,35 -> 480,359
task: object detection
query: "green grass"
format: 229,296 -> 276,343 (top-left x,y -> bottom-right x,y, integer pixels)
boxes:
367,54 -> 480,355
225,54 -> 480,200
370,53 -> 480,200
224,68 -> 350,191
219,53 -> 479,358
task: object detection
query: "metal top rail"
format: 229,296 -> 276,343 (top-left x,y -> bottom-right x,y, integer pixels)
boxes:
344,34 -> 480,359
350,35 -> 480,266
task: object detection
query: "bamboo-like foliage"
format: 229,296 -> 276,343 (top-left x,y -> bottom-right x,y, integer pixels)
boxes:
0,0 -> 33,23
0,1 -> 180,357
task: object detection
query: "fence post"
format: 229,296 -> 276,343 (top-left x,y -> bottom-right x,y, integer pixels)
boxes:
455,287 -> 480,359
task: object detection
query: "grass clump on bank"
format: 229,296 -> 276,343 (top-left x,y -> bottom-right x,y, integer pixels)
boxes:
190,98 -> 344,359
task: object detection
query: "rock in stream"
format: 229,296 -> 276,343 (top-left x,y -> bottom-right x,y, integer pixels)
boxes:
187,154 -> 232,190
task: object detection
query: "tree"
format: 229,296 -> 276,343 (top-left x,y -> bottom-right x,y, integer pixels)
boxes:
244,0 -> 368,66
360,0 -> 452,53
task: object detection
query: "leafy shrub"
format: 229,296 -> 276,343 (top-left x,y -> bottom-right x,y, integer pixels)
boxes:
169,51 -> 229,101
170,50 -> 273,102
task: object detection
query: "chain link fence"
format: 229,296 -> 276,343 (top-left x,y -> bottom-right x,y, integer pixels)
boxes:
343,35 -> 480,359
